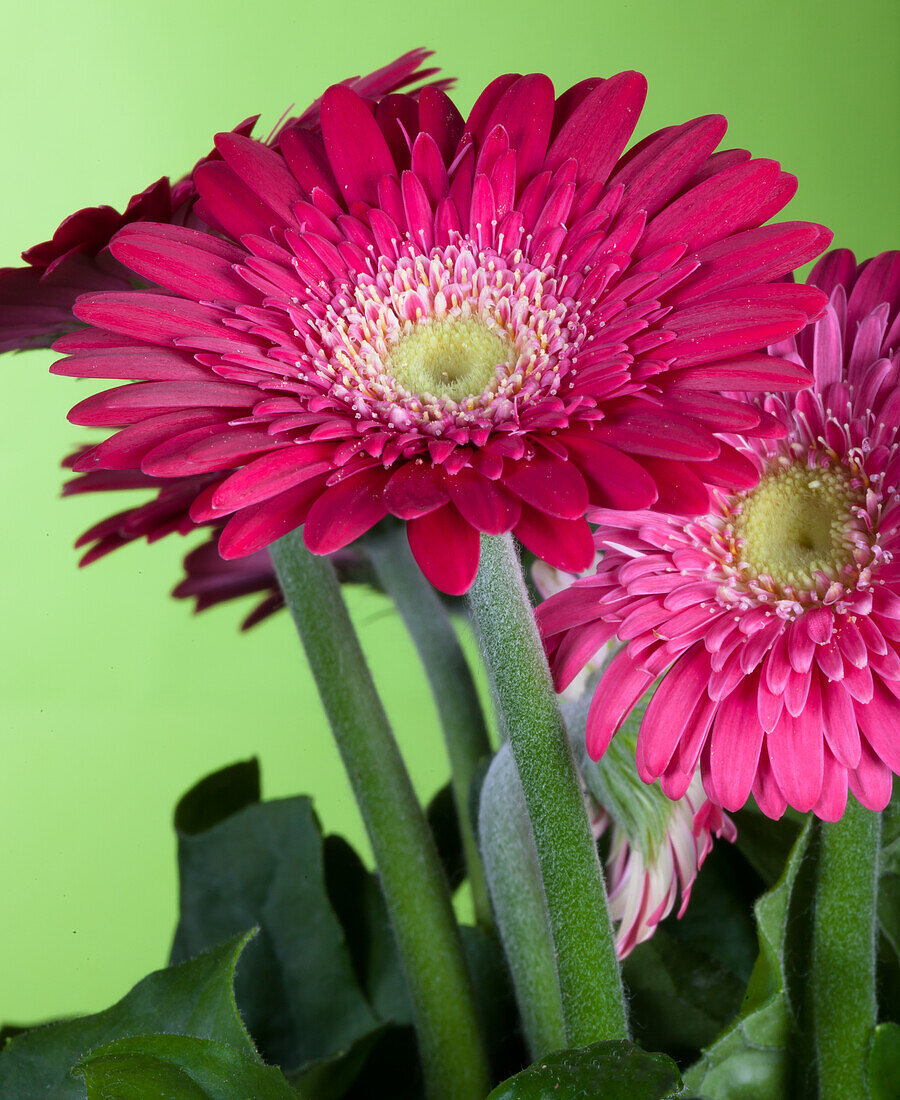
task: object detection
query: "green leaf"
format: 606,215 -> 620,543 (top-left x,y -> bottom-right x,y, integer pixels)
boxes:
171,761 -> 380,1072
321,834 -> 411,1027
682,821 -> 815,1100
485,1039 -> 682,1099
624,927 -> 746,1060
869,1022 -> 900,1100
74,1034 -> 296,1100
731,805 -> 802,887
426,781 -> 465,893
288,1026 -> 389,1100
0,933 -> 256,1099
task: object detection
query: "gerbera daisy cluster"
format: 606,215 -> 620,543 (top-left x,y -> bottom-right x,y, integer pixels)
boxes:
41,65 -> 830,594
539,250 -> 900,821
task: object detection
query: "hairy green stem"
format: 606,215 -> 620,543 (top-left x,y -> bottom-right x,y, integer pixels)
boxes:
479,743 -> 568,1058
367,526 -> 493,928
467,533 -> 628,1045
271,531 -> 490,1100
812,798 -> 881,1099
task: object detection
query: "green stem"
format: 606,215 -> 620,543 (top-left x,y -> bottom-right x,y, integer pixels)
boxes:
812,798 -> 881,1100
479,743 -> 568,1058
367,526 -> 493,929
270,531 -> 490,1100
467,533 -> 628,1045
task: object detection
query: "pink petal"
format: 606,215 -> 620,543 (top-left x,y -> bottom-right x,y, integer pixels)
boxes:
74,292 -> 232,347
854,677 -> 900,772
848,738 -> 893,812
214,132 -> 305,224
664,301 -> 810,367
751,740 -> 788,820
514,508 -> 594,572
69,380 -> 256,426
640,158 -> 782,256
595,409 -> 720,460
193,161 -> 281,240
383,460 -> 449,519
211,443 -> 337,511
546,71 -> 647,185
110,225 -> 254,304
302,467 -> 391,553
767,676 -> 824,812
565,435 -> 658,510
818,677 -> 858,765
445,468 -> 521,534
486,73 -> 556,181
417,86 -> 464,162
587,647 -> 656,759
813,751 -> 849,822
639,457 -> 709,514
504,451 -> 589,519
708,674 -> 765,811
218,478 -> 325,558
613,115 -> 727,222
406,503 -> 480,595
321,85 -> 397,207
667,354 -> 812,391
640,648 -> 712,776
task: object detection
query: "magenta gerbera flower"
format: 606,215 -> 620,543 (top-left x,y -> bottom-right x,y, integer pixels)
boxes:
53,66 -> 831,595
539,249 -> 900,820
0,50 -> 441,353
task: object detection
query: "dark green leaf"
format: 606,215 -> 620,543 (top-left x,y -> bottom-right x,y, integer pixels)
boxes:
343,1026 -> 423,1100
0,933 -> 256,1099
485,1039 -> 682,1099
75,1034 -> 295,1100
171,764 -> 380,1073
322,834 -> 412,1027
426,782 -> 465,892
683,821 -> 815,1099
460,924 -> 526,1083
624,927 -> 746,1061
870,1022 -> 900,1100
288,1026 -> 388,1100
731,806 -> 802,887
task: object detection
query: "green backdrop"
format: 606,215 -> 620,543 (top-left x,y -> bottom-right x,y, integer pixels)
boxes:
1,0 -> 897,1024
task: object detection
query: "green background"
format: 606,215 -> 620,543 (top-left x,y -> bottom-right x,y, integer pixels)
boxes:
0,0 -> 897,1024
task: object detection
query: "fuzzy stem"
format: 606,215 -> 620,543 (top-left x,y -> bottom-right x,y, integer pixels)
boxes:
812,798 -> 881,1100
479,743 -> 568,1058
467,533 -> 628,1045
367,526 -> 493,928
270,531 -> 490,1100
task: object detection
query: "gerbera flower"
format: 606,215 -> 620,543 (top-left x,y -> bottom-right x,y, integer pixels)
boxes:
0,50 -> 442,352
539,250 -> 900,820
53,66 -> 831,595
586,773 -> 735,958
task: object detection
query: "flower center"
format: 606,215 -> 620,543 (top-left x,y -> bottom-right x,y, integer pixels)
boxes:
385,316 -> 515,403
735,464 -> 861,587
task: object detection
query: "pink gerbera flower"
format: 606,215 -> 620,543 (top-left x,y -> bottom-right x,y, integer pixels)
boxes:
539,250 -> 900,820
0,50 -> 442,352
587,774 -> 735,958
52,65 -> 831,595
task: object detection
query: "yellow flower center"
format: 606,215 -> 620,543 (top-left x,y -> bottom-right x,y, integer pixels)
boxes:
386,317 -> 514,403
735,464 -> 861,587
